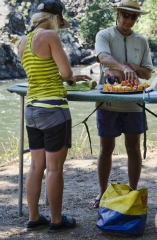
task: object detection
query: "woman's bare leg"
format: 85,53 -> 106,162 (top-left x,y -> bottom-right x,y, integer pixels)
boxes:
46,146 -> 68,224
26,148 -> 46,221
125,134 -> 142,189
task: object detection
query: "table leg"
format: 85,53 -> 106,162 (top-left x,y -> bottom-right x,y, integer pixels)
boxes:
45,169 -> 49,205
18,96 -> 49,214
143,103 -> 147,159
18,96 -> 24,216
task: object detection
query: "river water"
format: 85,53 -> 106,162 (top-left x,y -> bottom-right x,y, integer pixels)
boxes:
1,67 -> 157,156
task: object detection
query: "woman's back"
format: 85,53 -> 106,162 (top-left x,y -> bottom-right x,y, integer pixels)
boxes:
21,28 -> 66,102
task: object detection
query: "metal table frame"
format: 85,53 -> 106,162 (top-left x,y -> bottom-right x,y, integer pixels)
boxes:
7,84 -> 157,216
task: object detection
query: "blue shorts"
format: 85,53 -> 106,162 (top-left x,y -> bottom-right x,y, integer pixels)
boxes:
25,106 -> 71,151
96,109 -> 148,138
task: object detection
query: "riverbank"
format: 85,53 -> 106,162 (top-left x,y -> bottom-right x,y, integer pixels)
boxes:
0,150 -> 157,239
1,67 -> 157,156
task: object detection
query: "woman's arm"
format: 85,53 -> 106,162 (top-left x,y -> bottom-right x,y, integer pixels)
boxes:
48,31 -> 91,85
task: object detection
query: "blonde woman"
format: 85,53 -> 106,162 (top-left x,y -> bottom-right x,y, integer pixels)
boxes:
18,0 -> 91,233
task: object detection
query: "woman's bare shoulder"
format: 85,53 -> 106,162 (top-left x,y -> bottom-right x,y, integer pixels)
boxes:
16,35 -> 27,59
16,35 -> 26,49
40,29 -> 60,41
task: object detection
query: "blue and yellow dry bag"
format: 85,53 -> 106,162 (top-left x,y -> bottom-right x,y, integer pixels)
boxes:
96,184 -> 148,237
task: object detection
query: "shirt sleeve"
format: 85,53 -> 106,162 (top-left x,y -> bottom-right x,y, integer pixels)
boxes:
140,37 -> 153,70
95,29 -> 111,60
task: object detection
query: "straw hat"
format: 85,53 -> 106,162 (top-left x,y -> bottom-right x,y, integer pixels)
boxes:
111,0 -> 150,15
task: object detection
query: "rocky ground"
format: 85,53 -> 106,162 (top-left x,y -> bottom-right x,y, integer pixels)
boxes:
0,150 -> 157,240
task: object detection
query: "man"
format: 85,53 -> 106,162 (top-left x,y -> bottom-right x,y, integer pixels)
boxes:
90,0 -> 153,209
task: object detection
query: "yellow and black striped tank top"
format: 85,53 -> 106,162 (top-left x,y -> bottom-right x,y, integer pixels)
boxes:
22,28 -> 68,108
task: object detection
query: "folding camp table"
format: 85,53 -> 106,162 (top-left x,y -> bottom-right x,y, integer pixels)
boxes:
7,83 -> 157,216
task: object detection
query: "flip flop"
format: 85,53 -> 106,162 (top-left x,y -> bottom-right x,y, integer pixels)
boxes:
88,198 -> 100,210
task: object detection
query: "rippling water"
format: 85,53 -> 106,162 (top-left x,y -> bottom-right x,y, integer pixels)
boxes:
1,67 -> 157,156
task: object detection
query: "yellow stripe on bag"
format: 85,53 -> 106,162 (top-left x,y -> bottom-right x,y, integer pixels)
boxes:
99,184 -> 148,216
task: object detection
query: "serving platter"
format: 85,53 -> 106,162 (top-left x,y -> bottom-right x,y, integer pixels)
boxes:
100,90 -> 143,94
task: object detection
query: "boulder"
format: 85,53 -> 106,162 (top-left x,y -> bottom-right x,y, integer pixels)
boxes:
0,43 -> 26,79
80,55 -> 96,65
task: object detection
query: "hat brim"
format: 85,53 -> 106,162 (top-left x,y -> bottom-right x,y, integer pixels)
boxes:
111,7 -> 150,15
61,18 -> 70,29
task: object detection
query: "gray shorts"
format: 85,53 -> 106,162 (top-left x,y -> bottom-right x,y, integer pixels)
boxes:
25,106 -> 71,151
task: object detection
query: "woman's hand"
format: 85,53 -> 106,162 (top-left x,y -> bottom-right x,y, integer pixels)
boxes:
66,75 -> 92,86
66,76 -> 76,86
74,75 -> 92,82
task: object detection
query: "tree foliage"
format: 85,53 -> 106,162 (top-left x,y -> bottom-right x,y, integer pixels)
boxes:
77,0 -> 115,45
78,0 -> 157,52
133,0 -> 157,51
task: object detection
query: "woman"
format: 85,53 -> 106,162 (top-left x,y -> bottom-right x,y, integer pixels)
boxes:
18,0 -> 91,233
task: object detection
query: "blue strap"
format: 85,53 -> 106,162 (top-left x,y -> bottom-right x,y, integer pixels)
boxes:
143,89 -> 150,104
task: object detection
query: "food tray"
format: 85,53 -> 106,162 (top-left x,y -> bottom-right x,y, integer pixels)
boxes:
100,90 -> 143,94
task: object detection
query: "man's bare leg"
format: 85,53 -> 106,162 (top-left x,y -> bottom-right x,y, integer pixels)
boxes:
125,134 -> 142,190
89,137 -> 115,208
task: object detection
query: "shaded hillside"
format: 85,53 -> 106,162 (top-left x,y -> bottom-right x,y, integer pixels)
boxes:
0,0 -> 95,80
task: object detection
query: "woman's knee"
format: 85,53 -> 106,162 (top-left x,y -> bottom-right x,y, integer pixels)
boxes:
47,167 -> 63,174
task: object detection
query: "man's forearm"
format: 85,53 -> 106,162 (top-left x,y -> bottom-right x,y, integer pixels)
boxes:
135,66 -> 152,80
125,62 -> 152,80
98,52 -> 126,72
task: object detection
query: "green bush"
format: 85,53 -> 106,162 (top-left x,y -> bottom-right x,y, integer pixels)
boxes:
18,6 -> 23,12
26,2 -> 31,7
148,36 -> 157,53
133,0 -> 157,52
77,0 -> 115,45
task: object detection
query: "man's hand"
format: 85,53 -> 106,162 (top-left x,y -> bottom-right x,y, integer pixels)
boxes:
125,62 -> 139,72
103,69 -> 122,83
104,67 -> 139,85
123,65 -> 138,84
125,62 -> 152,80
